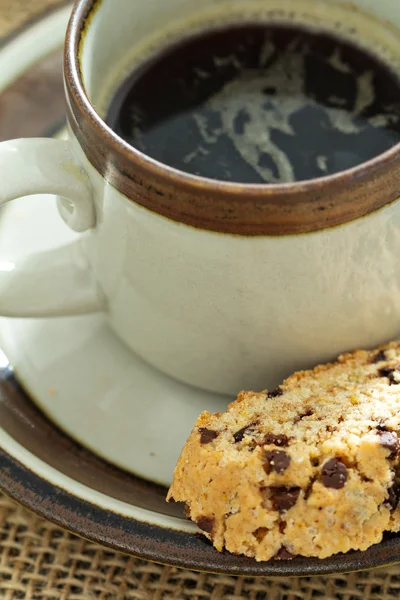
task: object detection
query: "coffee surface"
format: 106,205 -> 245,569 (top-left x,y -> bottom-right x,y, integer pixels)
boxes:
107,24 -> 400,183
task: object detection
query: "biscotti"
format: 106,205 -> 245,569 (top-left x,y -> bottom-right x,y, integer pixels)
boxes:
167,342 -> 400,561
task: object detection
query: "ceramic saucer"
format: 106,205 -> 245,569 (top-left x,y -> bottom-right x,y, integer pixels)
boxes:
1,2 -> 400,576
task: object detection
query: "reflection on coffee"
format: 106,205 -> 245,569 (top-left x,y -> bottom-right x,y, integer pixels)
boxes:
107,24 -> 400,183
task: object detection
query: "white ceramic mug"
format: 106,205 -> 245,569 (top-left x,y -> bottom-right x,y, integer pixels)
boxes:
1,0 -> 400,396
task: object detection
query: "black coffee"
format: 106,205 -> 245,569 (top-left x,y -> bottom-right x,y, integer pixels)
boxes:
107,23 -> 400,183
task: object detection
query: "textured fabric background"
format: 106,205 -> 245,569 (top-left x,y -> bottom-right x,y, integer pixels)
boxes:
2,492 -> 400,600
0,0 -> 62,37
1,1 -> 400,598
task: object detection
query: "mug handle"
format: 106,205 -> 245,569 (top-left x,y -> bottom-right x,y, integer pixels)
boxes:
0,138 -> 103,317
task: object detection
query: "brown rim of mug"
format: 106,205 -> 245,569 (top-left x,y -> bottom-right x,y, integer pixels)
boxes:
65,0 -> 400,236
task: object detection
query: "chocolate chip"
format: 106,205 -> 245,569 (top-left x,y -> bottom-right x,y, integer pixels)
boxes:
379,365 -> 400,385
274,546 -> 295,560
294,408 -> 314,423
379,366 -> 395,378
377,430 -> 400,459
233,421 -> 258,443
386,482 -> 400,510
267,387 -> 283,398
264,450 -> 291,474
304,479 -> 315,500
279,521 -> 287,533
377,420 -> 388,431
198,428 -> 219,444
252,527 -> 268,542
196,516 -> 215,535
321,458 -> 347,489
168,496 -> 176,503
270,487 -> 301,512
372,350 -> 387,363
262,433 -> 289,447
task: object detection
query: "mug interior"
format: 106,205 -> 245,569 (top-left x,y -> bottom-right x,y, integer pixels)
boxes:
80,0 -> 400,123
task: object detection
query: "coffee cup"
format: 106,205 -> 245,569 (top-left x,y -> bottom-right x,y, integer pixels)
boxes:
1,0 -> 400,396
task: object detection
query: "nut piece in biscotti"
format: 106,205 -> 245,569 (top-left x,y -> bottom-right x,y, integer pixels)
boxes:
167,342 -> 400,561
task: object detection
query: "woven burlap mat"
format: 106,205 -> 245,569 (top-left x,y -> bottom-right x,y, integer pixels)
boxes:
1,495 -> 400,600
0,0 -> 62,37
1,494 -> 400,600
1,1 -> 400,598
